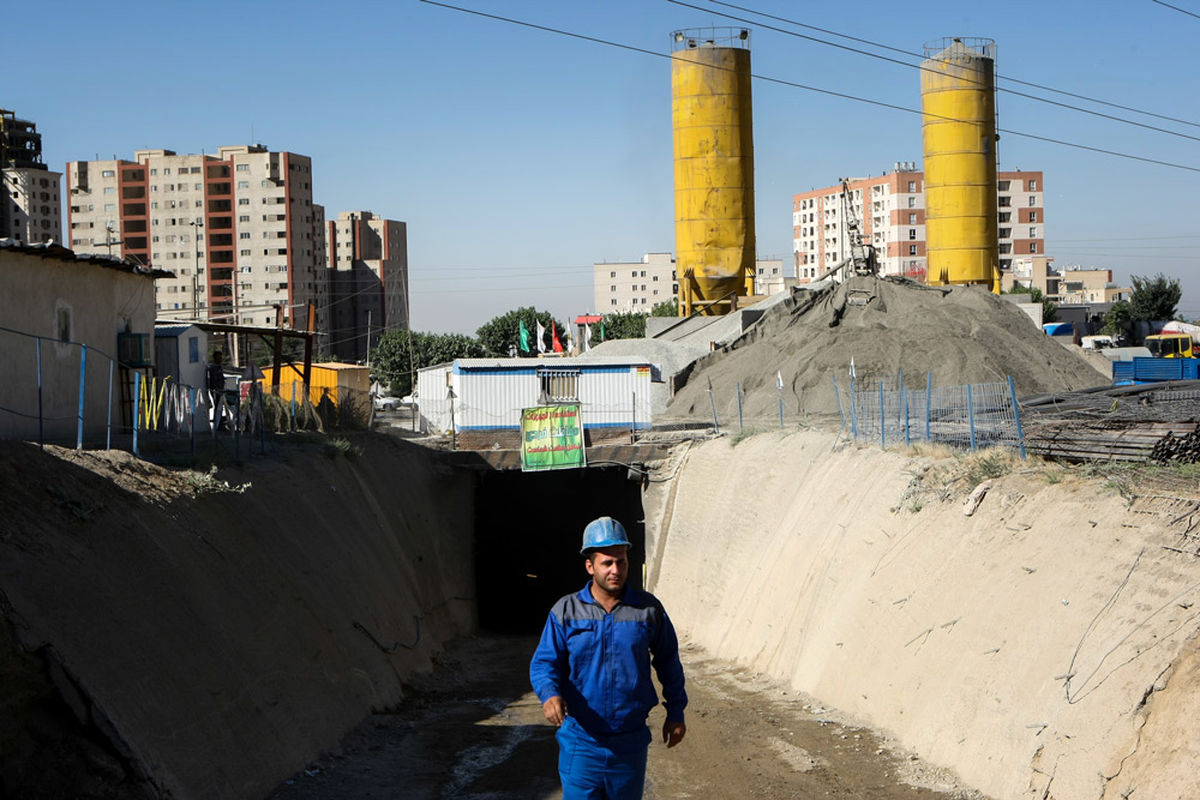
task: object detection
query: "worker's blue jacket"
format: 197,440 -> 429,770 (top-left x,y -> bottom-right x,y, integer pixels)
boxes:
530,582 -> 687,739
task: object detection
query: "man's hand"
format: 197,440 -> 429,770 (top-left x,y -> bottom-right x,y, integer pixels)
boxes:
663,719 -> 686,748
542,695 -> 567,726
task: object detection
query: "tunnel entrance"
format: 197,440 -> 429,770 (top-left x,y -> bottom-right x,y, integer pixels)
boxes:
472,465 -> 645,633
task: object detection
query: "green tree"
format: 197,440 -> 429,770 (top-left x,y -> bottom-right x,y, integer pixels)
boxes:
370,330 -> 485,395
650,297 -> 679,317
1101,300 -> 1132,336
1129,273 -> 1182,321
593,310 -> 648,341
475,307 -> 563,357
1004,284 -> 1058,324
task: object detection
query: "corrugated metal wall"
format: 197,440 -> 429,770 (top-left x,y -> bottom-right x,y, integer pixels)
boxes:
415,361 -> 656,435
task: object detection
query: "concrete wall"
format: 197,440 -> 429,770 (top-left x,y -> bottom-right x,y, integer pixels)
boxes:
645,431 -> 1200,800
0,436 -> 477,799
0,248 -> 157,442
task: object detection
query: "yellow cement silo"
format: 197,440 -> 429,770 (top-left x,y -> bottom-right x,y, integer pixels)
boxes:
921,37 -> 999,290
672,28 -> 756,316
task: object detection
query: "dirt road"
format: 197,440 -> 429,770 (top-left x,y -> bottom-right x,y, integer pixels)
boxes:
266,634 -> 984,800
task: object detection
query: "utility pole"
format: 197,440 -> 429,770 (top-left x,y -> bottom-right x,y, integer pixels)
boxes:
190,219 -> 205,321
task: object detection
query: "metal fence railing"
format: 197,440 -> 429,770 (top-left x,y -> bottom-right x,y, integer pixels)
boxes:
1,322 -> 374,459
831,370 -> 1026,457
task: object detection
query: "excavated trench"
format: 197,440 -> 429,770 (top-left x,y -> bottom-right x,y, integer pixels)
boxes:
471,465 -> 646,633
5,431 -> 1200,800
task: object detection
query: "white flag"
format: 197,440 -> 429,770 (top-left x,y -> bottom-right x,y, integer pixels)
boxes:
536,320 -> 546,354
849,357 -> 856,379
583,323 -> 592,352
566,326 -> 575,354
776,371 -> 783,391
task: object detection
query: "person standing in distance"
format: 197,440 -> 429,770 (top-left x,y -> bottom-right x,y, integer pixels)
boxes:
530,517 -> 687,799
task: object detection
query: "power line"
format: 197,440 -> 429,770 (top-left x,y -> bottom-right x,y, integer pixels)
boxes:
668,0 -> 1200,145
420,1 -> 1200,174
1151,0 -> 1200,20
698,0 -> 1200,131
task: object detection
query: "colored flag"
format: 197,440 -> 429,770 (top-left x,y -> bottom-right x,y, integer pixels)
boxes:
552,322 -> 563,353
599,320 -> 606,342
536,320 -> 547,354
519,320 -> 531,353
583,323 -> 592,352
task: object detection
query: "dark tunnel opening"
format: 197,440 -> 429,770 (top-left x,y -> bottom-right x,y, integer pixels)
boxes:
472,465 -> 646,633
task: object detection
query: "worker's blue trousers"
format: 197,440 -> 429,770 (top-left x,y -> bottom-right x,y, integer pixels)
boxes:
556,716 -> 651,800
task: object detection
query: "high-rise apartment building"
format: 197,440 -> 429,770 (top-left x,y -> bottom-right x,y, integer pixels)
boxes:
66,145 -> 323,329
1,109 -> 62,244
324,211 -> 409,363
792,164 -> 1044,282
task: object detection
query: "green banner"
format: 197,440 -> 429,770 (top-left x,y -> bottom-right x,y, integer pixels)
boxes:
521,404 -> 586,472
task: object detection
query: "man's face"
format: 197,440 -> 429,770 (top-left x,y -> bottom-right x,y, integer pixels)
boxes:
586,545 -> 629,594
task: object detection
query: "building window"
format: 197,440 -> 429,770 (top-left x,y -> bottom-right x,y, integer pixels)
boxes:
907,180 -> 915,191
1028,196 -> 1036,207
908,244 -> 917,256
908,212 -> 916,224
1028,179 -> 1037,191
997,180 -> 1010,191
1029,211 -> 1037,222
57,307 -> 72,343
998,196 -> 1011,207
236,164 -> 249,172
1030,242 -> 1037,253
999,228 -> 1011,239
1029,227 -> 1037,238
998,212 -> 1011,223
908,229 -> 916,240
538,369 -> 580,402
907,196 -> 916,208
101,170 -> 115,178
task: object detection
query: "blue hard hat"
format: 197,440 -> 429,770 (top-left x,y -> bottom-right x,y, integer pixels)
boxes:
581,516 -> 631,554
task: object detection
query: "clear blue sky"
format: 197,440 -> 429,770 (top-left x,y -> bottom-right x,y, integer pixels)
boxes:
10,0 -> 1200,333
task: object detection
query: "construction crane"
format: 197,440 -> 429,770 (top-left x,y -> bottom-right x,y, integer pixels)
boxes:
839,178 -> 879,277
816,179 -> 879,286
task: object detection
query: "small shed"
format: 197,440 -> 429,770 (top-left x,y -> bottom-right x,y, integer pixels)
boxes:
260,362 -> 370,414
154,323 -> 207,389
416,356 -> 660,449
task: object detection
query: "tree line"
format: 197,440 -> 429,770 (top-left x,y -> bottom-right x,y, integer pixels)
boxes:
370,299 -> 677,395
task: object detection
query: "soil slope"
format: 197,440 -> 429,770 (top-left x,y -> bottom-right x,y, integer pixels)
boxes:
644,431 -> 1200,800
0,437 -> 477,800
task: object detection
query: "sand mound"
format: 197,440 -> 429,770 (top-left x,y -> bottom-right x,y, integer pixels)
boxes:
666,276 -> 1109,420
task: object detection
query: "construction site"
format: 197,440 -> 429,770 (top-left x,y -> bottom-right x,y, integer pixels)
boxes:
4,28 -> 1200,800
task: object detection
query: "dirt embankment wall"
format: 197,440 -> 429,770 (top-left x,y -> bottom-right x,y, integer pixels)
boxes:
645,432 -> 1200,800
0,437 -> 476,800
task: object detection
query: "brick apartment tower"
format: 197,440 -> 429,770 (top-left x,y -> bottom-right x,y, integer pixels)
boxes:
324,211 -> 409,363
1,109 -> 62,245
792,164 -> 1044,283
66,145 -> 323,334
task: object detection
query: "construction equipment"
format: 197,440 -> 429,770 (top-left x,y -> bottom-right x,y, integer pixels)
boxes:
839,179 -> 878,279
1144,333 -> 1195,359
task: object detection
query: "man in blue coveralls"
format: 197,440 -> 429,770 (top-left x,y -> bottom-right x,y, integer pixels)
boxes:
530,516 -> 687,799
